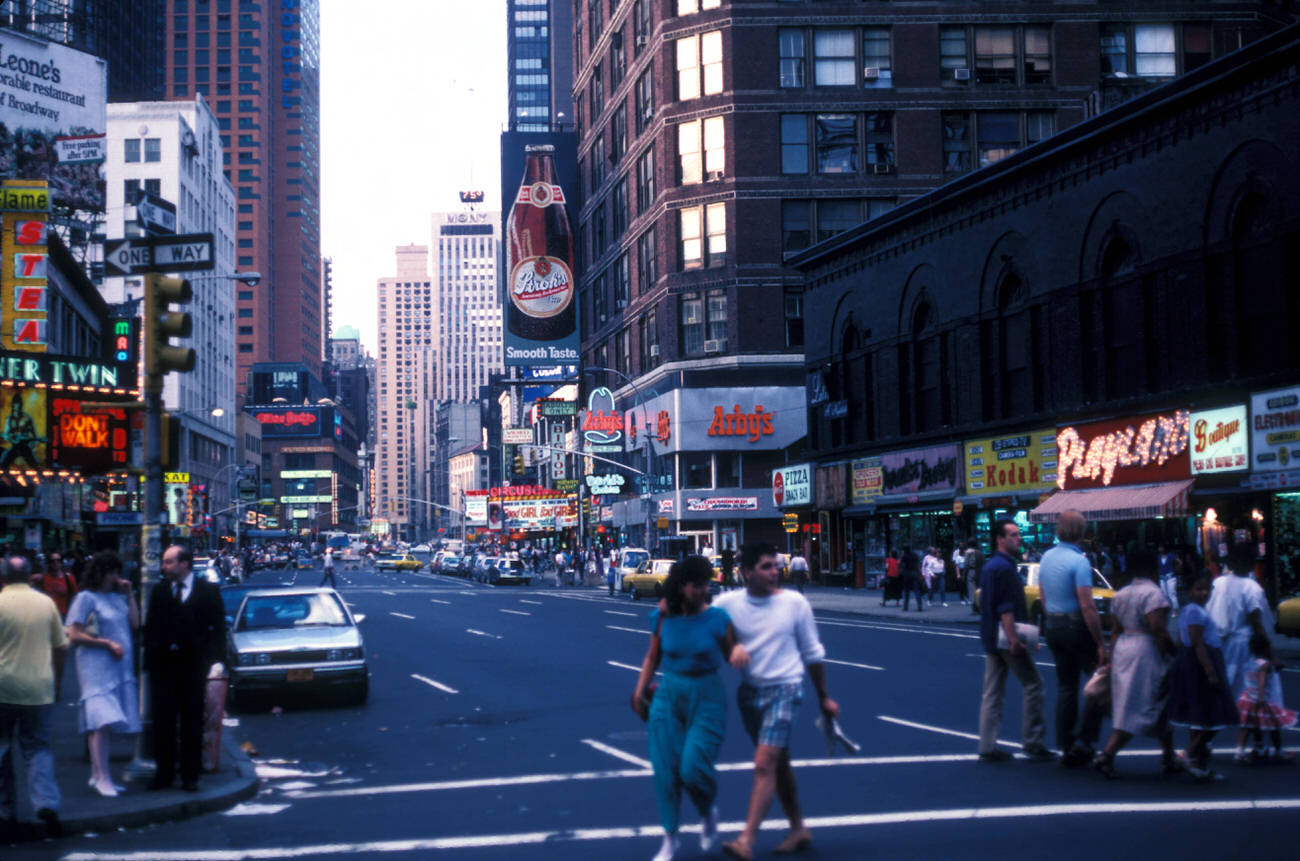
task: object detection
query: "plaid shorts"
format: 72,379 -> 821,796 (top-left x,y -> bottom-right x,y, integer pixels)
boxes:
738,682 -> 804,749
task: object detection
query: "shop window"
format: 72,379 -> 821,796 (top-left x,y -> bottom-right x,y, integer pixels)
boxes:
682,451 -> 712,489
716,452 -> 740,487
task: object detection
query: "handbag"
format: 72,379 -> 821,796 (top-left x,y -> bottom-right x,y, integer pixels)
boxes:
996,622 -> 1040,652
1084,664 -> 1111,707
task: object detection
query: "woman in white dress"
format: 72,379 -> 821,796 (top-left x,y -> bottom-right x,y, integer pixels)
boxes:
65,552 -> 141,797
1092,549 -> 1180,779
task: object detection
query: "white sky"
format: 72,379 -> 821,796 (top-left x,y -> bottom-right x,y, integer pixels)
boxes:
319,0 -> 507,354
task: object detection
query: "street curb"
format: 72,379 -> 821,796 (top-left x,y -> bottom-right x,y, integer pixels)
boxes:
55,732 -> 260,840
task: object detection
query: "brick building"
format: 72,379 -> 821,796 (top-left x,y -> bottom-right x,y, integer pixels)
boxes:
572,0 -> 1293,552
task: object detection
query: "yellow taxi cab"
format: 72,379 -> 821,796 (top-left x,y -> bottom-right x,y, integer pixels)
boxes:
376,553 -> 423,572
623,558 -> 674,600
975,562 -> 1116,629
1276,594 -> 1300,638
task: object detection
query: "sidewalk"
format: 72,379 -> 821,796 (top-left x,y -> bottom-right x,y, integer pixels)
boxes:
3,688 -> 259,843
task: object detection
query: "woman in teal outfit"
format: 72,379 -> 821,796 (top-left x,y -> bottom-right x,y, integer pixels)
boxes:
632,556 -> 748,861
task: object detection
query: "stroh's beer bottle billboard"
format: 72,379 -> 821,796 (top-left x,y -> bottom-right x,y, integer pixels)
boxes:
506,145 -> 576,346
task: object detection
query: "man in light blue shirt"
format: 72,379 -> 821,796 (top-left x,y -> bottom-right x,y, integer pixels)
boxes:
1038,510 -> 1108,766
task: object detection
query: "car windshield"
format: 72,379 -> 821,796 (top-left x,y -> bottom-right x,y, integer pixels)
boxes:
239,593 -> 349,630
622,551 -> 649,569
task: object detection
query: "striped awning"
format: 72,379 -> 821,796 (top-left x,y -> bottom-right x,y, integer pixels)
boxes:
1028,479 -> 1194,523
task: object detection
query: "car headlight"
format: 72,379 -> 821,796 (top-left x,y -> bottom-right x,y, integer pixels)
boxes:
236,652 -> 254,666
326,649 -> 342,661
255,652 -> 272,665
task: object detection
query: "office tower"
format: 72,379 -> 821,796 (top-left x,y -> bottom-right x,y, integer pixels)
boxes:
103,96 -> 239,527
375,245 -> 435,541
0,0 -> 165,101
573,0 -> 1293,553
165,0 -> 323,393
432,210 -> 502,405
507,0 -> 574,132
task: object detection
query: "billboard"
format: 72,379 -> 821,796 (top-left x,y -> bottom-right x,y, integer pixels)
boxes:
1,186 -> 49,351
627,386 -> 808,455
0,386 -> 45,469
963,428 -> 1058,495
252,405 -> 327,438
500,132 -> 580,369
851,457 -> 883,505
878,444 -> 962,499
1056,409 -> 1190,490
0,30 -> 108,212
1189,405 -> 1248,474
1250,386 -> 1300,473
772,463 -> 812,507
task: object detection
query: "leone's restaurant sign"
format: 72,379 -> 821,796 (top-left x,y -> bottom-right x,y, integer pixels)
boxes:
1056,410 -> 1190,490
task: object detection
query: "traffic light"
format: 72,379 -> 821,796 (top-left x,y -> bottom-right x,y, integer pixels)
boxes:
144,274 -> 195,377
514,452 -> 525,475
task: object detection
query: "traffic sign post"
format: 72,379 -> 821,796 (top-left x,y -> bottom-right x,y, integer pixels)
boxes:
134,189 -> 177,235
104,233 -> 216,277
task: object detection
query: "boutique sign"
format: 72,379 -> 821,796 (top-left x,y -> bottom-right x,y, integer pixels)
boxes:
1189,405 -> 1248,474
1056,410 -> 1190,490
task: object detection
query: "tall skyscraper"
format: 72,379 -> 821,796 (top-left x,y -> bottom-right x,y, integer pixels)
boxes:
432,210 -> 502,405
375,245 -> 434,541
0,0 -> 165,102
507,0 -> 573,132
164,0 -> 323,394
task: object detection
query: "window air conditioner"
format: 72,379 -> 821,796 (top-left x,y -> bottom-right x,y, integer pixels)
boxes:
648,344 -> 659,358
954,68 -> 971,81
706,169 -> 725,181
863,66 -> 880,81
704,338 -> 727,354
872,163 -> 894,175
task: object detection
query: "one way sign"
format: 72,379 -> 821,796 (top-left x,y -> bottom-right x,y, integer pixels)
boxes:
103,233 -> 215,276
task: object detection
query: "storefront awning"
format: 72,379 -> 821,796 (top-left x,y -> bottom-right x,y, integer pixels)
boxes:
1028,479 -> 1194,523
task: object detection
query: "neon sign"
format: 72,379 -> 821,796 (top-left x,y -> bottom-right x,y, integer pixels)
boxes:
1056,410 -> 1190,489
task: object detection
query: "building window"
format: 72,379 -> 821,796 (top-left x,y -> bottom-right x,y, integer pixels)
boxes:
816,114 -> 857,174
636,147 -> 655,213
680,207 -> 702,269
1023,26 -> 1052,84
637,225 -> 657,292
816,199 -> 861,243
943,111 -> 1053,172
977,113 -> 1021,167
682,451 -> 711,488
594,271 -> 609,326
942,112 -> 969,172
1101,23 -> 1179,79
591,62 -> 603,116
593,201 -> 607,258
614,253 -> 630,310
779,29 -> 805,88
640,306 -> 658,369
705,203 -> 726,266
814,30 -> 855,86
706,288 -> 727,341
635,69 -> 654,134
945,25 -> 1052,86
782,200 -> 811,253
680,292 -> 704,354
144,138 -> 162,162
591,132 -> 606,188
676,31 -> 722,101
781,114 -> 808,175
677,116 -> 724,184
677,0 -> 720,14
864,113 -> 894,167
144,179 -> 161,196
862,28 -> 891,88
633,0 -> 651,55
611,105 -> 627,160
974,27 -> 1016,85
612,178 -> 628,237
124,139 -> 141,162
940,27 -> 969,85
784,289 -> 804,348
1134,24 -> 1176,78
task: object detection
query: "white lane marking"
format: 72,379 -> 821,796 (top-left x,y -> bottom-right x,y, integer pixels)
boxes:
581,738 -> 652,769
381,590 -> 396,596
818,619 -> 978,640
62,799 -> 1300,859
466,628 -> 502,639
411,673 -> 459,694
430,599 -> 452,605
604,610 -> 638,617
389,612 -> 416,620
825,658 -> 884,671
606,625 -> 645,634
253,763 -> 334,779
607,660 -> 659,675
499,609 -> 531,616
878,715 -> 1022,749
222,802 -> 291,816
519,599 -> 543,605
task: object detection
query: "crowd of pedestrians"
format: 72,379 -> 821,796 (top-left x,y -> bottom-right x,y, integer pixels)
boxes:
0,543 -> 230,839
977,512 -> 1294,783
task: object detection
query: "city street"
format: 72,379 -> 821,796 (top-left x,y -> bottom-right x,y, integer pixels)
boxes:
20,563 -> 1299,861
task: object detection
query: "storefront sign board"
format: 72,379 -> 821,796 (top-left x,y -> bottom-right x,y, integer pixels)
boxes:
1056,410 -> 1190,490
964,428 -> 1057,494
1250,386 -> 1300,472
1189,405 -> 1248,474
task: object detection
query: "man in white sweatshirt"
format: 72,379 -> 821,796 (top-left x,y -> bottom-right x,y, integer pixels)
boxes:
715,543 -> 839,861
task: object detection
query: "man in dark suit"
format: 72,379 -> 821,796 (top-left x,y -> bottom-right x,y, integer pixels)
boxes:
144,545 -> 226,791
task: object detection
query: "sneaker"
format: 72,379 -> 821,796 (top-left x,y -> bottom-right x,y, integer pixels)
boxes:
1022,744 -> 1057,762
979,749 -> 1013,762
652,832 -> 680,861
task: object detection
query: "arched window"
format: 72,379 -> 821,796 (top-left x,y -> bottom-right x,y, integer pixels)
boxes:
1097,237 -> 1146,399
912,301 -> 945,433
1232,194 -> 1295,374
996,273 -> 1038,417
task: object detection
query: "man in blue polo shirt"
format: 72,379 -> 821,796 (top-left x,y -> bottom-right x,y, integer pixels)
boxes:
977,518 -> 1052,762
1039,510 -> 1108,766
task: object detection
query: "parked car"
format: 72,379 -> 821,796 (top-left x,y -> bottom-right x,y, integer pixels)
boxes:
623,558 -> 675,600
376,553 -> 422,572
475,556 -> 500,583
227,587 -> 369,706
614,548 -> 650,592
492,558 -> 531,586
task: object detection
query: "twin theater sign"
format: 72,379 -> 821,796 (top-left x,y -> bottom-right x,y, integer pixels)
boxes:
0,353 -> 126,388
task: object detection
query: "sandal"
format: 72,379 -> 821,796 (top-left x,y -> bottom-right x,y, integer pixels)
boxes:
1092,754 -> 1119,780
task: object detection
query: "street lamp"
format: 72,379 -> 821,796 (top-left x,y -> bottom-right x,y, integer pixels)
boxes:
582,366 -> 659,553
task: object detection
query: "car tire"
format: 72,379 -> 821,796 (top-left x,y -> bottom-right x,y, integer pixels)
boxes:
631,587 -> 640,601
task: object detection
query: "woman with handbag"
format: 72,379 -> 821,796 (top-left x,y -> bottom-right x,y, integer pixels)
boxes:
64,551 -> 140,797
1168,574 -> 1238,779
631,556 -> 747,861
1093,549 -> 1181,779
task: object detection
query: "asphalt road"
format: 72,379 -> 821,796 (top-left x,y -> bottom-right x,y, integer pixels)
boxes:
19,563 -> 1299,860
